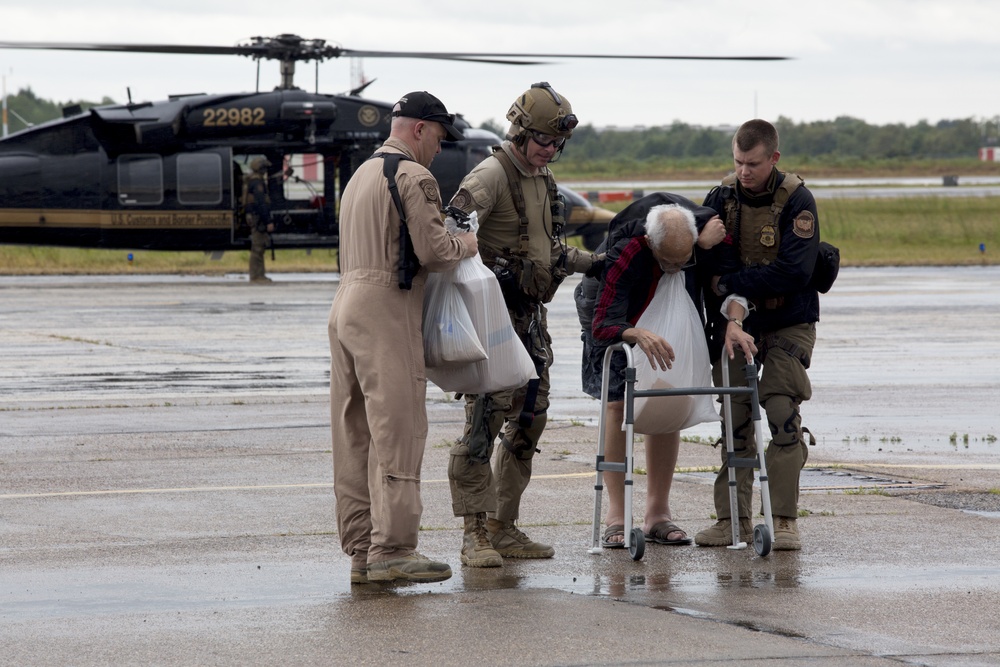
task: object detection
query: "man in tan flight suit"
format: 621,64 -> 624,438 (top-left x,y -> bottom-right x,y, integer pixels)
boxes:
446,83 -> 603,568
329,91 -> 478,584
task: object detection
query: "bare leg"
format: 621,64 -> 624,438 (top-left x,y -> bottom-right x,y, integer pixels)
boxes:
643,431 -> 684,540
602,401 -> 626,544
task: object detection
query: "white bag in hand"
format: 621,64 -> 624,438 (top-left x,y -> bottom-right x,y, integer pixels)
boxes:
423,271 -> 487,366
631,272 -> 720,434
426,254 -> 536,394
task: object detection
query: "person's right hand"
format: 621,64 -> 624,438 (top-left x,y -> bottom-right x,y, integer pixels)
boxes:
458,231 -> 478,258
622,327 -> 675,371
724,321 -> 757,363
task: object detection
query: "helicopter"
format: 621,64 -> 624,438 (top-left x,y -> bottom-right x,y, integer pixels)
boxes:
0,35 -> 787,255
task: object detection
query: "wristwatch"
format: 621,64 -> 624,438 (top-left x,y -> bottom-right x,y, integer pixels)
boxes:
716,279 -> 729,296
729,318 -> 743,329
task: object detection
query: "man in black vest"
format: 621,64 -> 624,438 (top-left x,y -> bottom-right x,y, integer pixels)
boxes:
696,119 -> 822,551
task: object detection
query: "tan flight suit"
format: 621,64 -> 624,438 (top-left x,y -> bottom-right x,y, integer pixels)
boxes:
446,141 -> 597,523
328,137 -> 467,571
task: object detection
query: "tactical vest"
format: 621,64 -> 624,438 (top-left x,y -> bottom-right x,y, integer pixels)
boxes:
720,172 -> 803,267
243,173 -> 270,231
485,147 -> 568,303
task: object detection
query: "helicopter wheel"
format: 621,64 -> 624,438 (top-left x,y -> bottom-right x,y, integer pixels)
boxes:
629,527 -> 645,561
753,524 -> 772,557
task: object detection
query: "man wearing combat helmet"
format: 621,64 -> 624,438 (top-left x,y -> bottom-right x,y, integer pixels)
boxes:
446,82 -> 603,568
244,157 -> 275,283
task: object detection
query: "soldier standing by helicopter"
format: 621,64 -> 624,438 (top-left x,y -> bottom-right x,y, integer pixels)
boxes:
446,82 -> 603,568
244,157 -> 274,283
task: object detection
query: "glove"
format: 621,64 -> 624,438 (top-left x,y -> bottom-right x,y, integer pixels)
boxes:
444,206 -> 478,234
584,253 -> 606,278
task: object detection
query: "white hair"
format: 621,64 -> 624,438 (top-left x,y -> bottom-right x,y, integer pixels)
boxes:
645,204 -> 697,248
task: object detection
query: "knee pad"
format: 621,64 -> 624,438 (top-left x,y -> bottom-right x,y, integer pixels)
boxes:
724,401 -> 754,447
764,395 -> 801,447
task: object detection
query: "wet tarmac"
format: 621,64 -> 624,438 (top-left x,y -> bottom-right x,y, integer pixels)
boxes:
3,267 -> 1000,665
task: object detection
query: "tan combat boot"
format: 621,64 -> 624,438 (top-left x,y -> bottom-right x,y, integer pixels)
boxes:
486,518 -> 554,558
772,516 -> 802,550
694,518 -> 753,546
461,513 -> 503,567
366,552 -> 452,583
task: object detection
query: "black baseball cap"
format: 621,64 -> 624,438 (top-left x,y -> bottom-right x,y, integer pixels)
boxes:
392,91 -> 464,142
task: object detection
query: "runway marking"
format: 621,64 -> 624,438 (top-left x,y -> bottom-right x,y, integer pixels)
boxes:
0,472 -> 597,500
1,466 -> 992,501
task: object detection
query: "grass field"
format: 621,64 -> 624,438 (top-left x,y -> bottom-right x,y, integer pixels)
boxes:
1,195 -> 997,274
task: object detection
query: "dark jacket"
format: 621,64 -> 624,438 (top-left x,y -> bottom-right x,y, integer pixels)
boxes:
701,170 -> 820,358
576,193 -> 719,344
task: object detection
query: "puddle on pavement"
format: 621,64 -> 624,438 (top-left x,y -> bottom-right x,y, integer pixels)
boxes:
682,467 -> 942,492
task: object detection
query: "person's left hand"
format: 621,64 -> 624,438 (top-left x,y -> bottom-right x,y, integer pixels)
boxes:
698,216 -> 726,249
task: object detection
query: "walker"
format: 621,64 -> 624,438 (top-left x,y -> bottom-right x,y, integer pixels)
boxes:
588,342 -> 774,560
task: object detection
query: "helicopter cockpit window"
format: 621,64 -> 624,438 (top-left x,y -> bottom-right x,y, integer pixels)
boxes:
117,155 -> 163,206
177,153 -> 223,206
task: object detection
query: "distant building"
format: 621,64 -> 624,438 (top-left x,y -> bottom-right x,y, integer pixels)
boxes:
979,146 -> 1000,161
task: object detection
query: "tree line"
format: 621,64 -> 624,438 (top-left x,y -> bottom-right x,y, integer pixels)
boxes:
481,115 -> 1000,162
5,86 -> 997,163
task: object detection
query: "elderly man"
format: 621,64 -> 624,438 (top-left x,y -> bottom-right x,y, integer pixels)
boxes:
581,201 -> 755,548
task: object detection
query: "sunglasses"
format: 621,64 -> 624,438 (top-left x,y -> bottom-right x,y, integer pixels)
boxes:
529,130 -> 566,149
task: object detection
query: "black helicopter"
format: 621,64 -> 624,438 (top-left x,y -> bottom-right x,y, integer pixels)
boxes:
0,35 -> 787,254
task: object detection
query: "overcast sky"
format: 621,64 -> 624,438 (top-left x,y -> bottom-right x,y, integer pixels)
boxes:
3,0 -> 999,134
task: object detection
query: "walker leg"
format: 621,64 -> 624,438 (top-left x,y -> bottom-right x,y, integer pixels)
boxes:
747,364 -> 774,557
722,357 -> 747,550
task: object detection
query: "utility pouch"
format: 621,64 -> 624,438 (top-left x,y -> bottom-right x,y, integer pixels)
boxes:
810,241 -> 840,294
466,395 -> 495,465
539,250 -> 568,303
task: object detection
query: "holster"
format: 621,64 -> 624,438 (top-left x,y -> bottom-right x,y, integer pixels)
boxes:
466,394 -> 496,465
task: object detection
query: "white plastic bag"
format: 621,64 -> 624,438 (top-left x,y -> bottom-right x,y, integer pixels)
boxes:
423,271 -> 487,367
631,272 -> 720,434
426,254 -> 536,394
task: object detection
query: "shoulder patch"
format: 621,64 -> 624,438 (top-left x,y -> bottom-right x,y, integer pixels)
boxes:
792,210 -> 816,239
419,178 -> 441,205
449,187 -> 474,212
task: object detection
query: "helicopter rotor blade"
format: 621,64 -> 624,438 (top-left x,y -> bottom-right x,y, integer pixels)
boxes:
339,49 -> 790,62
0,41 -> 249,56
0,39 -> 790,63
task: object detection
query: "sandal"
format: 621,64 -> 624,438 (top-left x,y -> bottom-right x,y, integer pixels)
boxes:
601,524 -> 626,549
644,520 -> 692,546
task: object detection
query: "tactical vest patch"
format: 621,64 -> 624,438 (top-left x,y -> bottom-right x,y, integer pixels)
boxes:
793,211 -> 816,238
419,178 -> 441,205
449,187 -> 474,212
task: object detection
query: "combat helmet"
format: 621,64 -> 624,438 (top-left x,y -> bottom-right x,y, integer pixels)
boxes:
250,157 -> 272,173
506,82 -> 578,147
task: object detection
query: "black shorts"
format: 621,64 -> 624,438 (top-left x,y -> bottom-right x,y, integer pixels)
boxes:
581,331 -> 629,402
